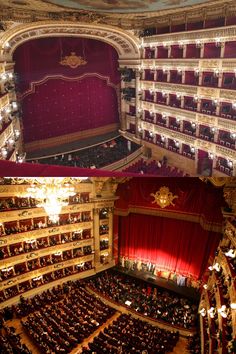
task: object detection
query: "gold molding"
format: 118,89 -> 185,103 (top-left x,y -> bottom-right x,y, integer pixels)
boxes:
114,206 -> 222,232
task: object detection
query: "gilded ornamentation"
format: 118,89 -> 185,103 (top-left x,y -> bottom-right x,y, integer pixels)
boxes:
60,52 -> 87,69
150,186 -> 178,208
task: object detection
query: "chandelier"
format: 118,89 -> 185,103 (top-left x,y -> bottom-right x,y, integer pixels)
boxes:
15,177 -> 87,223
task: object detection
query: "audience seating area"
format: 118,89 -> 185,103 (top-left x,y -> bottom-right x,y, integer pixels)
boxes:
33,136 -> 140,169
87,270 -> 198,329
22,283 -> 115,353
0,325 -> 31,354
0,278 -> 185,354
123,158 -> 188,176
81,313 -> 179,354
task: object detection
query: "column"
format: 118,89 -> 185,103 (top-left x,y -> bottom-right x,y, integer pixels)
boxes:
93,208 -> 101,269
233,162 -> 236,177
165,137 -> 169,149
180,96 -> 184,108
199,72 -> 203,86
167,70 -> 170,83
166,116 -> 170,128
180,120 -> 184,132
220,42 -> 225,58
120,78 -> 127,131
214,129 -> 219,143
135,69 -> 141,138
196,124 -> 200,137
166,93 -> 170,105
200,44 -> 204,58
107,207 -> 114,263
218,72 -> 223,88
183,44 -> 187,58
179,142 -> 183,155
182,70 -> 186,84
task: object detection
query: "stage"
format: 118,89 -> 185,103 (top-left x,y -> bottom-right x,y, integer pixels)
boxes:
115,266 -> 200,302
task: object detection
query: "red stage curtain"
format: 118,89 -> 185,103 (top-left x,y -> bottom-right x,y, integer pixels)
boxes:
22,76 -> 119,142
13,37 -> 120,143
118,213 -> 221,279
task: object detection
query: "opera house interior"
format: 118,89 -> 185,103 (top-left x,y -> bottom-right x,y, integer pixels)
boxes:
0,0 -> 236,176
0,1 -> 236,354
0,176 -> 235,354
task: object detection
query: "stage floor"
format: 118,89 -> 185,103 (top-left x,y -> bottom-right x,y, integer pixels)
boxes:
115,267 -> 200,302
26,130 -> 120,160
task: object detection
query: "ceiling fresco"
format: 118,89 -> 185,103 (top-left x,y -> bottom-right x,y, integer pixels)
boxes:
42,0 -> 212,13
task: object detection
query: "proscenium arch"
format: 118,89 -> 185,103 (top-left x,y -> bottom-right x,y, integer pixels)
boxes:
0,21 -> 141,61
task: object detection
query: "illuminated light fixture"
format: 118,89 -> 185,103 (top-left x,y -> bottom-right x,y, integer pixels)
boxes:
161,136 -> 165,142
77,262 -> 85,267
150,186 -> 178,209
54,251 -> 62,256
194,69 -> 200,77
15,130 -> 20,138
218,305 -> 228,318
213,69 -> 220,77
5,106 -> 11,114
208,153 -> 214,160
230,303 -> 236,310
208,307 -> 216,318
191,147 -> 195,153
8,73 -> 13,79
203,284 -> 208,289
1,73 -> 7,80
213,263 -> 220,272
33,275 -> 42,281
215,38 -> 222,47
178,41 -> 184,48
233,102 -> 236,109
196,40 -> 202,48
21,178 -> 87,223
225,249 -> 236,258
208,265 -> 213,271
12,102 -> 17,110
4,42 -> 10,48
199,308 -> 206,317
25,239 -> 36,244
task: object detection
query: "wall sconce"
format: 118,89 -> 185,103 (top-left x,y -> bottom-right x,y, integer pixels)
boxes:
161,136 -> 166,142
215,38 -> 222,47
196,40 -> 202,48
194,95 -> 199,102
162,91 -> 167,97
225,249 -> 235,258
213,69 -> 220,77
199,308 -> 206,317
218,305 -> 228,318
194,69 -> 200,77
191,122 -> 196,128
177,68 -> 182,74
230,133 -> 236,140
208,307 -> 216,318
176,94 -> 181,100
232,102 -> 236,109
230,303 -> 236,310
178,41 -> 184,49
3,42 -> 10,49
208,152 -> 214,160
190,147 -> 195,153
203,284 -> 208,289
212,262 -> 221,272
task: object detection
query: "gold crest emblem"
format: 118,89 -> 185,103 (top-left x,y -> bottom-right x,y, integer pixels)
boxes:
59,52 -> 87,69
150,186 -> 178,208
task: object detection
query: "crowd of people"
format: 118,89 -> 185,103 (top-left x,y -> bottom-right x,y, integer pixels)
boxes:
123,158 -> 188,176
0,210 -> 91,237
22,283 -> 115,353
0,193 -> 90,212
34,136 -> 140,169
0,325 -> 31,354
0,261 -> 93,302
87,270 -> 198,329
187,334 -> 201,354
81,313 -> 179,354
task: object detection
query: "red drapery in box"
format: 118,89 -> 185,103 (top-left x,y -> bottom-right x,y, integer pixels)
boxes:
118,213 -> 221,279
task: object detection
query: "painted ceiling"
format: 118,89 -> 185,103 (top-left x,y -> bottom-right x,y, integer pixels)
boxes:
41,0 -> 212,13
